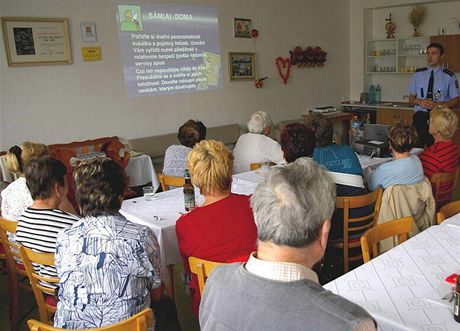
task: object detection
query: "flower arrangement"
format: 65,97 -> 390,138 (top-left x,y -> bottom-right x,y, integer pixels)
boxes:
408,5 -> 426,37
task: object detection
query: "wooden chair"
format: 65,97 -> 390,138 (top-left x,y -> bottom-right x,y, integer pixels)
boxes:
430,168 -> 459,208
27,308 -> 154,331
188,256 -> 225,296
158,173 -> 185,192
437,199 -> 460,225
250,162 -> 275,171
361,216 -> 414,263
20,246 -> 59,324
250,163 -> 262,171
328,187 -> 383,273
0,217 -> 33,331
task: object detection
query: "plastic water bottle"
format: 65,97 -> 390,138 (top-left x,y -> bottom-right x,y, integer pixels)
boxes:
375,85 -> 382,104
351,115 -> 362,144
369,85 -> 376,104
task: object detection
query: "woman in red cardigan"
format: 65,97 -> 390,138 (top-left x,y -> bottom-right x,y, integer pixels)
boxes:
175,139 -> 257,315
419,107 -> 459,203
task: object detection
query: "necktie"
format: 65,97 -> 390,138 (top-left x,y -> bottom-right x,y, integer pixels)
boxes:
427,70 -> 434,99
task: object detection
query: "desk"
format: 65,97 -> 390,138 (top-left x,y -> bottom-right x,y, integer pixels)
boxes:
324,224 -> 460,330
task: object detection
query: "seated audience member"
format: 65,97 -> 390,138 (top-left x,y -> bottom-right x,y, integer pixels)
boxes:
419,107 -> 459,199
368,122 -> 424,191
280,123 -> 316,162
163,120 -> 201,177
233,111 -> 285,173
55,158 -> 179,330
304,114 -> 370,240
196,120 -> 207,140
200,158 -> 376,331
16,158 -> 79,286
176,140 -> 257,315
1,142 -> 76,221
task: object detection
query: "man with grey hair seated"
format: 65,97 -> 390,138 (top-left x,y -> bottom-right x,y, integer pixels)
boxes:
232,111 -> 285,173
200,158 -> 376,331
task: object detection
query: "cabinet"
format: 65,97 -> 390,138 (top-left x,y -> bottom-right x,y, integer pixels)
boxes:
366,37 -> 429,74
430,34 -> 460,72
377,107 -> 413,125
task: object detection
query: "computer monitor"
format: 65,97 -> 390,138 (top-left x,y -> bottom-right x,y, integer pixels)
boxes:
364,124 -> 389,142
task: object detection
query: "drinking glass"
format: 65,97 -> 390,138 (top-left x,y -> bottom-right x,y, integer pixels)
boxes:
143,186 -> 155,201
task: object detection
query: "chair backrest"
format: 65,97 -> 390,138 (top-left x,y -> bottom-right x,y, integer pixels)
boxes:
158,173 -> 185,191
332,187 -> 383,272
361,216 -> 414,263
27,308 -> 154,331
249,163 -> 262,171
0,217 -> 28,278
430,168 -> 459,207
20,246 -> 59,323
437,199 -> 460,225
188,256 -> 225,296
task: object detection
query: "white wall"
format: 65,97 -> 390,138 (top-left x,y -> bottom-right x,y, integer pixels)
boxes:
0,0 -> 350,150
349,0 -> 456,102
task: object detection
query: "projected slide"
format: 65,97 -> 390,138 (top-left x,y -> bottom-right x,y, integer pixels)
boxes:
117,3 -> 222,97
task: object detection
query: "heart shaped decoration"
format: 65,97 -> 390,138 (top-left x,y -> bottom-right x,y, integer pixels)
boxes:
275,57 -> 291,84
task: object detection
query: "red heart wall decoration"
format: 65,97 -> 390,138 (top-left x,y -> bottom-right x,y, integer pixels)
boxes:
275,57 -> 291,84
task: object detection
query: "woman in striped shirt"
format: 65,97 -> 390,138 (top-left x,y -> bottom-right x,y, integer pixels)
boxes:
15,158 -> 79,285
419,107 -> 459,203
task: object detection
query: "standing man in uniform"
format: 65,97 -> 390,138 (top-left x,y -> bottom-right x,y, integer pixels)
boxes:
409,43 -> 459,147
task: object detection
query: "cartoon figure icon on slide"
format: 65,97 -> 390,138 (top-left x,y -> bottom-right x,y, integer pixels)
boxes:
118,5 -> 143,32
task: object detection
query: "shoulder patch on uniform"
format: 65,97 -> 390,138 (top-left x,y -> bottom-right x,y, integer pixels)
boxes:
415,67 -> 427,72
443,68 -> 454,76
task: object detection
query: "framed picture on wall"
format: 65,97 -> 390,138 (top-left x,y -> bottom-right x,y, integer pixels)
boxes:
234,18 -> 251,38
228,52 -> 256,80
1,17 -> 72,66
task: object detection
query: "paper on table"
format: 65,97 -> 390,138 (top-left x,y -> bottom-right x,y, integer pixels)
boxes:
369,140 -> 384,145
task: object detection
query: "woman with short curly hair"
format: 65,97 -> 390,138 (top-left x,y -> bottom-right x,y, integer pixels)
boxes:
368,121 -> 424,191
163,119 -> 202,177
280,123 -> 316,162
176,139 -> 257,315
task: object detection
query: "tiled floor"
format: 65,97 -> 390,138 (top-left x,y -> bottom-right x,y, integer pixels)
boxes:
0,263 -> 199,331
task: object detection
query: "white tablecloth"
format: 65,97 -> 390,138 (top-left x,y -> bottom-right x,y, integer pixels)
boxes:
125,154 -> 160,191
324,224 -> 460,331
120,170 -> 263,276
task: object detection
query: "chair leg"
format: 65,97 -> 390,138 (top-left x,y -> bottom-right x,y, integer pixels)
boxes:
9,276 -> 19,331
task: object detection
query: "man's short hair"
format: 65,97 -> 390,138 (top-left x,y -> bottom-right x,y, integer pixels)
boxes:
250,157 -> 336,247
388,121 -> 418,153
280,123 -> 316,162
25,158 -> 66,200
427,42 -> 444,56
73,158 -> 125,217
247,111 -> 273,134
303,113 -> 333,147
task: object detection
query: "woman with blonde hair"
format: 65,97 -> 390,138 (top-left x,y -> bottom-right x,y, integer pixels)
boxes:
175,139 -> 257,315
419,107 -> 459,200
1,141 -> 75,221
1,142 -> 49,221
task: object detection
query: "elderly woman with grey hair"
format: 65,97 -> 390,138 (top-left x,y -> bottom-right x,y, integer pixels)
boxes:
200,157 -> 376,331
232,111 -> 285,173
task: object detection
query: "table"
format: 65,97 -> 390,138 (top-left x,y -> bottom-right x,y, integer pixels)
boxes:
324,224 -> 460,330
120,170 -> 263,275
125,153 -> 160,190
